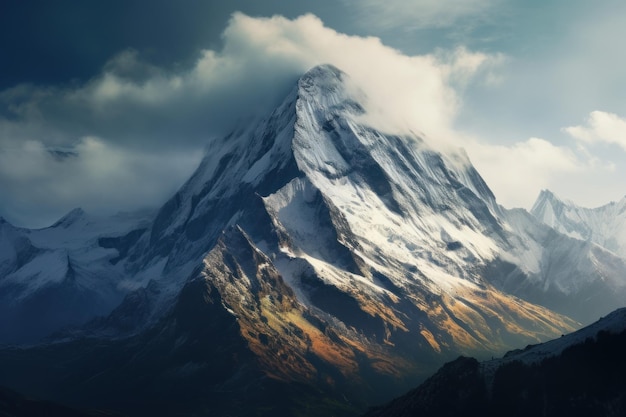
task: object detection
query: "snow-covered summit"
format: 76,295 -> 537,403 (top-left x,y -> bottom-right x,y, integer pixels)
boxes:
299,64 -> 350,96
531,189 -> 626,259
50,208 -> 87,229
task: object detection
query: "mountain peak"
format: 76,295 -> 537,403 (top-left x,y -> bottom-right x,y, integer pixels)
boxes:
530,189 -> 569,225
298,64 -> 345,97
531,189 -> 626,259
301,64 -> 344,82
50,208 -> 87,229
299,64 -> 347,94
296,64 -> 365,117
538,188 -> 557,200
0,215 -> 20,230
532,189 -> 563,208
5,60 -> 626,417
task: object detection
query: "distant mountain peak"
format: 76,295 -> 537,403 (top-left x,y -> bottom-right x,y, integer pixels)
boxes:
533,188 -> 626,212
531,189 -> 566,211
531,189 -> 626,259
50,207 -> 86,229
0,216 -> 20,231
536,188 -> 558,201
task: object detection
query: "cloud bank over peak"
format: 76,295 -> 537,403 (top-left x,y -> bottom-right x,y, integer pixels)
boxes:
0,12 -> 504,147
0,11 -> 621,226
0,12 -> 503,227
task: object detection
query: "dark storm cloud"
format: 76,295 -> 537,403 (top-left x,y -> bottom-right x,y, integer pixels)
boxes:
0,9 -> 363,227
1,0 -> 234,89
0,48 -> 299,151
0,1 -> 348,148
0,0 -> 346,90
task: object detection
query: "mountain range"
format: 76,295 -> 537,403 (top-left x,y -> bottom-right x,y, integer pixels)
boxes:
0,64 -> 625,416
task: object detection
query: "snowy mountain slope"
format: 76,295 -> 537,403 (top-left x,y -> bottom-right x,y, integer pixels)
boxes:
0,209 -> 153,343
126,65 -> 575,339
499,190 -> 626,323
531,189 -> 626,259
487,207 -> 626,323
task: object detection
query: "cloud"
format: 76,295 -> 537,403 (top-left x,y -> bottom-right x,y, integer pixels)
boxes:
2,11 -> 618,226
564,111 -> 626,151
0,12 -> 505,227
467,137 -> 586,208
1,13 -> 504,147
342,0 -> 499,30
465,132 -> 623,209
0,137 -> 201,227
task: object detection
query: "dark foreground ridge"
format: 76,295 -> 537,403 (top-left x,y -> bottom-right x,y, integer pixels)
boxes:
365,308 -> 626,417
0,385 -> 123,417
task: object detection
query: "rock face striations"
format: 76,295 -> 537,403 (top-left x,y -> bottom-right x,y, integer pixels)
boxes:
0,65 -> 624,416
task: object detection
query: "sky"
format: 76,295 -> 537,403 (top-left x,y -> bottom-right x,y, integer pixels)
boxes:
1,0 -> 626,227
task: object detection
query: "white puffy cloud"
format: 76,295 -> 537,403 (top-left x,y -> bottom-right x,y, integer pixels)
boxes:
564,111 -> 626,151
0,12 -> 504,227
467,137 -> 585,208
0,13 -> 494,151
66,13 -> 501,141
465,134 -> 622,209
